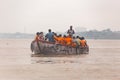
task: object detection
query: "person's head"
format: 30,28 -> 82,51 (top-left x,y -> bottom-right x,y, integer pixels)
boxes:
59,34 -> 62,37
81,37 -> 85,40
48,29 -> 51,32
76,36 -> 79,38
63,35 -> 66,37
36,32 -> 40,35
73,36 -> 75,39
40,32 -> 43,34
82,37 -> 85,40
70,25 -> 73,30
79,37 -> 82,40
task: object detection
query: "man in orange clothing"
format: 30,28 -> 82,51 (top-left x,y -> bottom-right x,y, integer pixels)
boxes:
65,35 -> 72,46
58,34 -> 64,45
34,32 -> 41,52
80,37 -> 87,47
54,34 -> 64,45
63,35 -> 67,45
34,32 -> 40,42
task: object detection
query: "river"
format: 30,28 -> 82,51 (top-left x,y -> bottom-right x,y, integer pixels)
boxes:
0,39 -> 120,80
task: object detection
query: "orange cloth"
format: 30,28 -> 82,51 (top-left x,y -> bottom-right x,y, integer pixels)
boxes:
35,35 -> 40,41
54,36 -> 59,44
54,36 -> 63,44
80,40 -> 86,47
71,42 -> 76,47
56,37 -> 64,45
65,37 -> 72,45
62,37 -> 67,45
59,37 -> 64,44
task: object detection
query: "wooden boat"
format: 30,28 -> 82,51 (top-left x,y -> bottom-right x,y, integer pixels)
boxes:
31,40 -> 89,57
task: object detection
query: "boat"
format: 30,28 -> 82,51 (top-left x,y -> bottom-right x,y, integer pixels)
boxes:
31,40 -> 89,57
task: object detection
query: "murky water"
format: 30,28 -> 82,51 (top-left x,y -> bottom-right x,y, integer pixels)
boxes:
0,39 -> 120,80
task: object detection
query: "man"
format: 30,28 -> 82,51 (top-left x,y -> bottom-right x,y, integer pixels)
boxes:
34,32 -> 40,42
45,29 -> 54,42
67,25 -> 75,36
39,32 -> 44,41
65,35 -> 72,46
80,37 -> 87,47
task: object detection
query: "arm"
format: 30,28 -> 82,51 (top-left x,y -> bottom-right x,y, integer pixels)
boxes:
73,30 -> 75,34
45,34 -> 48,40
67,30 -> 69,34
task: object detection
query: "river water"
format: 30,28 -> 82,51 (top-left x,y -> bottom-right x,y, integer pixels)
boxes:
0,39 -> 120,80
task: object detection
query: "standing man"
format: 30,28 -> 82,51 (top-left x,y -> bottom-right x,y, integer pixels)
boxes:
45,29 -> 54,42
67,25 -> 75,36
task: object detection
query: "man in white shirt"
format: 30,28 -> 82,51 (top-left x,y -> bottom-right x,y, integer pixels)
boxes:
67,25 -> 75,36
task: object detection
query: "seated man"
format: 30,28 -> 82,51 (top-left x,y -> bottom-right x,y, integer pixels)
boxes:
54,34 -> 64,45
65,35 -> 72,46
39,32 -> 44,41
34,32 -> 40,42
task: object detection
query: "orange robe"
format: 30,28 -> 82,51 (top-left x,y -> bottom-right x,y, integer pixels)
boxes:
80,40 -> 86,47
65,37 -> 72,46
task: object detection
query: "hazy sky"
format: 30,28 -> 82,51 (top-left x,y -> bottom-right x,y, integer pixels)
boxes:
0,0 -> 120,33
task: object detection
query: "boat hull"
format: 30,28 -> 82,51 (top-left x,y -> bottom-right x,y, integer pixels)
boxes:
31,41 -> 89,56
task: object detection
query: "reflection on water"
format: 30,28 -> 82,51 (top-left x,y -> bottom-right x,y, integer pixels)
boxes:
31,57 -> 80,64
31,54 -> 88,64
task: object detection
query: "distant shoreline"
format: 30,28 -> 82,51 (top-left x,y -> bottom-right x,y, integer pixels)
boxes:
0,28 -> 120,39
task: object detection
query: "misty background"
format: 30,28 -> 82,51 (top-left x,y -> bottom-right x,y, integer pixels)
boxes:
0,0 -> 120,33
0,0 -> 120,39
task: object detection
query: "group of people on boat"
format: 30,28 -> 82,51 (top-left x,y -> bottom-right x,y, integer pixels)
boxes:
33,26 -> 88,48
